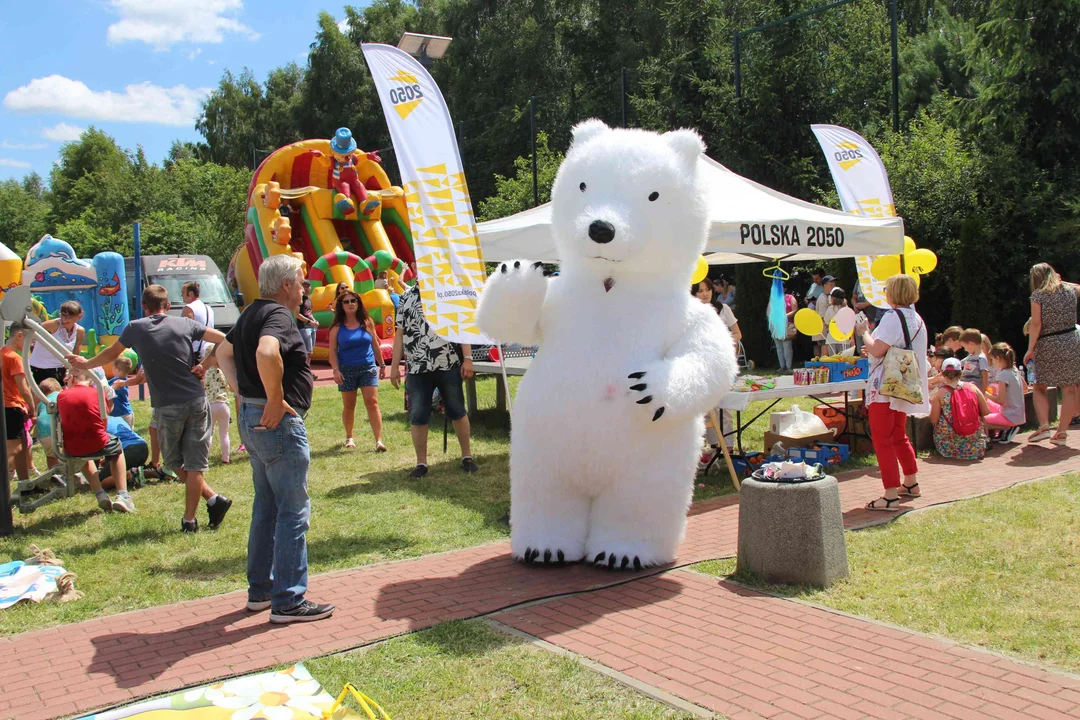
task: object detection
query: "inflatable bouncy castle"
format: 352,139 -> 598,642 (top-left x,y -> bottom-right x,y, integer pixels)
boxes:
231,128 -> 417,361
21,234 -> 129,354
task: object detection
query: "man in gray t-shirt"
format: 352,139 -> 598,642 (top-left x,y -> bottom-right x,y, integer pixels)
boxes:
70,284 -> 233,533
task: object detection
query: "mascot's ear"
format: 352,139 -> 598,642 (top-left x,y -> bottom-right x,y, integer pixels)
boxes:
570,119 -> 609,149
663,128 -> 705,166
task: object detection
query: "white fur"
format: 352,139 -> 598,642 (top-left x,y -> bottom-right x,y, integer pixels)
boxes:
477,120 -> 738,570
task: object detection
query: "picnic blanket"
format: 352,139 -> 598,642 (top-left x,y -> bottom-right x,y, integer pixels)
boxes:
0,560 -> 80,609
76,663 -> 367,719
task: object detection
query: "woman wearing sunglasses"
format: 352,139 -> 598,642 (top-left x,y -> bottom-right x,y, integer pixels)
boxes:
329,289 -> 386,451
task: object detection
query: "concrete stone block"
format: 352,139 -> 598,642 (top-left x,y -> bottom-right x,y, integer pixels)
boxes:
737,475 -> 849,588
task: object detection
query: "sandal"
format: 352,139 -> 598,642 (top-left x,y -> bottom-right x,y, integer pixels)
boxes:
1029,426 -> 1053,442
1050,432 -> 1068,447
375,441 -> 388,453
866,497 -> 901,512
345,438 -> 357,449
899,481 -> 920,497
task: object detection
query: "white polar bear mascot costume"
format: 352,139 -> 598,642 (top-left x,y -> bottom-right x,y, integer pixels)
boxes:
476,120 -> 738,570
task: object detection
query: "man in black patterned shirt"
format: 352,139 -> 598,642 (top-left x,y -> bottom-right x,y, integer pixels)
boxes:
389,285 -> 478,478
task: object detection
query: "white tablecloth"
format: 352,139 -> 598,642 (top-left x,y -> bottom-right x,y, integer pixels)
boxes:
719,376 -> 867,412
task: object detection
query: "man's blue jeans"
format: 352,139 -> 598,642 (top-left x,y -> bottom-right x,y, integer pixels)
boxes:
239,403 -> 311,611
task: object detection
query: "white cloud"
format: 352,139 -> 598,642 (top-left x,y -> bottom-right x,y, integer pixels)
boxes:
5,75 -> 210,127
188,48 -> 202,61
337,17 -> 350,33
41,123 -> 86,143
0,159 -> 32,169
106,0 -> 260,50
0,140 -> 46,150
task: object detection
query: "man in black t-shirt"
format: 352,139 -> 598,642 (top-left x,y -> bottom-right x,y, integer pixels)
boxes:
208,254 -> 333,624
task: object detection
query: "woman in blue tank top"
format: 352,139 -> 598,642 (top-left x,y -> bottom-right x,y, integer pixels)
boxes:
329,289 -> 386,450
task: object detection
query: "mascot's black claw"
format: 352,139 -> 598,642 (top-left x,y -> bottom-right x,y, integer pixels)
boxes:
523,546 -> 532,563
652,407 -> 665,421
630,383 -> 647,391
634,556 -> 642,571
628,371 -> 646,379
543,549 -> 552,563
594,552 -> 606,564
636,395 -> 653,405
621,556 -> 630,569
532,261 -> 543,269
607,554 -> 616,569
530,548 -> 541,563
514,260 -> 521,268
500,264 -> 507,273
557,550 -> 565,563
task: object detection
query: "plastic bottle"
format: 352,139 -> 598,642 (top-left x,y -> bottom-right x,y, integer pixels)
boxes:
1025,361 -> 1036,385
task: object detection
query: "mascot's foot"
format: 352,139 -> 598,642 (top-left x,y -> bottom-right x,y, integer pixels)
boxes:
512,538 -> 586,567
587,542 -> 672,572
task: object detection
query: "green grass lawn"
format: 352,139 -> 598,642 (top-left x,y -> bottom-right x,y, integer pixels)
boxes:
1,369 -> 872,635
695,473 -> 1080,673
306,620 -> 695,720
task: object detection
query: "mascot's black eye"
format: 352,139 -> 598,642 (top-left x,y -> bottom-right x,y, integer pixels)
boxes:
648,191 -> 659,202
579,182 -> 586,192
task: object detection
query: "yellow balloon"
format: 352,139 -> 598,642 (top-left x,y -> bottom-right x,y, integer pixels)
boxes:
691,256 -> 708,285
829,318 -> 853,341
904,236 -> 917,255
906,248 -> 937,275
794,308 -> 824,337
871,255 -> 901,282
908,271 -> 921,288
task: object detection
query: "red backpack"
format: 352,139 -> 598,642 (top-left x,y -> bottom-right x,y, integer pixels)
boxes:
946,384 -> 981,436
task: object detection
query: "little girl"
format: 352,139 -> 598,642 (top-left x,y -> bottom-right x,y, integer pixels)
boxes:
822,288 -> 854,355
930,358 -> 990,460
928,347 -> 953,389
984,343 -> 1026,443
202,344 -> 232,464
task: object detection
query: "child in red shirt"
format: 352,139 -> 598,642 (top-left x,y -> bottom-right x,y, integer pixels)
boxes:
57,370 -> 134,513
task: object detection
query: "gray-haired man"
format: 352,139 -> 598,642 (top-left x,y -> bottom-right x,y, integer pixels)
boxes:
208,254 -> 333,624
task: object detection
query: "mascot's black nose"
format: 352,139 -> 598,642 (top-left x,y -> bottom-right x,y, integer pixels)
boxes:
588,220 -> 615,244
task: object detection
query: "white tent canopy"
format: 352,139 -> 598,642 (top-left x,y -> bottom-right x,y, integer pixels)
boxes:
477,156 -> 904,264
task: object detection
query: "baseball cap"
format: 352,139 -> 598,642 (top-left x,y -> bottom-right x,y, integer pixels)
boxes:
829,287 -> 846,299
822,275 -> 836,282
942,358 -> 962,372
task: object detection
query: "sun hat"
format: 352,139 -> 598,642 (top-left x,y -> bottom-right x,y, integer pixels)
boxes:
330,127 -> 357,156
942,358 -> 962,372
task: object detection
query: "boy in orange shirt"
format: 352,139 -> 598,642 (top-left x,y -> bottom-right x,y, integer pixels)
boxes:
3,322 -> 34,482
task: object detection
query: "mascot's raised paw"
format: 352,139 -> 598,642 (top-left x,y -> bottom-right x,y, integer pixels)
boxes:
475,259 -> 549,346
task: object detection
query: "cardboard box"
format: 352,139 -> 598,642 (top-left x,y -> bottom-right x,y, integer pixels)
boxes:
763,430 -> 836,454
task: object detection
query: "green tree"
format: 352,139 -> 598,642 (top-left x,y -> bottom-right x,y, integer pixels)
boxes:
476,133 -> 563,222
0,177 -> 49,256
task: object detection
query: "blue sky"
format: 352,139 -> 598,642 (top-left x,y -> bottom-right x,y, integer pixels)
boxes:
0,0 -> 366,182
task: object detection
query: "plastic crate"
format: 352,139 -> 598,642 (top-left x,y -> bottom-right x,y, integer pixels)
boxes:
804,358 -> 869,383
787,442 -> 850,467
731,451 -> 786,478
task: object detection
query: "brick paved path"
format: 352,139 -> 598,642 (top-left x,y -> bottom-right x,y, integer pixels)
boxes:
2,437 -> 1078,719
498,569 -> 1080,720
